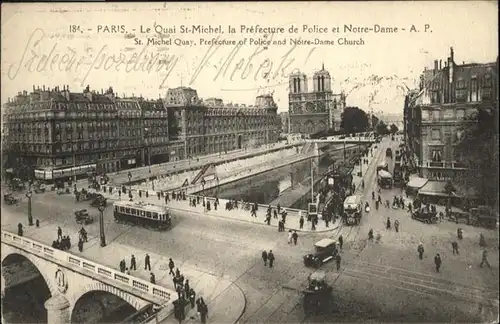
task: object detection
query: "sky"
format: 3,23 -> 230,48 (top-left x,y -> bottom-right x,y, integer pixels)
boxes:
1,1 -> 498,115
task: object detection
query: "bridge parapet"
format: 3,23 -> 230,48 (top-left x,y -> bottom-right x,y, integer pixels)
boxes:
1,230 -> 175,305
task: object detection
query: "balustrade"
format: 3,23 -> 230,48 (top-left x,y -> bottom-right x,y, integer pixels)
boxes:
1,230 -> 173,303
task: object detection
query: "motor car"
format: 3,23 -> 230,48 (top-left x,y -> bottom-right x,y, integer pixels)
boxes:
75,209 -> 94,225
303,238 -> 338,268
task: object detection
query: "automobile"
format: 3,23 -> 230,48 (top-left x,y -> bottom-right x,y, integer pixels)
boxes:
411,209 -> 438,224
469,206 -> 497,229
303,238 -> 338,268
75,209 -> 93,225
33,183 -> 46,193
90,194 -> 107,207
302,270 -> 333,315
339,136 -> 345,139
3,193 -> 18,205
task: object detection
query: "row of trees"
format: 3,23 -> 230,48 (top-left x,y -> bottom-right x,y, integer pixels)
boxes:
310,106 -> 399,138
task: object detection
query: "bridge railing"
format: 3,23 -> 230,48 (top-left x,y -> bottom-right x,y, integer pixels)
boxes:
1,230 -> 176,304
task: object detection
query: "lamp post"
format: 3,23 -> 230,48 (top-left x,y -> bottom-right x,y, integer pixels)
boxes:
98,205 -> 106,247
359,135 -> 362,177
128,172 -> 132,191
26,191 -> 33,226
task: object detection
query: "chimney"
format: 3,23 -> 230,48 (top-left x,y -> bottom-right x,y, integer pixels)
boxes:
434,60 -> 439,74
32,85 -> 35,92
67,85 -> 69,92
439,60 -> 442,70
450,46 -> 454,62
43,85 -> 45,91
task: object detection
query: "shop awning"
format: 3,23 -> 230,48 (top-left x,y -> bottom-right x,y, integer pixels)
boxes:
418,181 -> 448,197
406,177 -> 428,190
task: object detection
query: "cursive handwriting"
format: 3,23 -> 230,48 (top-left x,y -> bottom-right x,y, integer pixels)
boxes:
190,34 -> 316,90
8,28 -> 180,88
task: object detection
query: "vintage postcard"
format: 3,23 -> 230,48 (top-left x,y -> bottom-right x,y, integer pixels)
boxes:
1,2 -> 498,323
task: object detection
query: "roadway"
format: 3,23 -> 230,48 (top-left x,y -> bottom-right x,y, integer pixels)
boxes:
2,135 -> 499,323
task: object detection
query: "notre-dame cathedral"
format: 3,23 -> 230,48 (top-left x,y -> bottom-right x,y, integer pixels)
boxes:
288,65 -> 346,134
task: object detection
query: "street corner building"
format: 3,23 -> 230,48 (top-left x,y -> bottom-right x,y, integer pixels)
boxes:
288,65 -> 347,135
2,85 -> 281,183
403,47 -> 499,202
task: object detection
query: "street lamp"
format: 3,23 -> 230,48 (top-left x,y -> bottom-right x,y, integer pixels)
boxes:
128,172 -> 132,191
25,191 -> 33,226
359,135 -> 363,177
98,205 -> 106,247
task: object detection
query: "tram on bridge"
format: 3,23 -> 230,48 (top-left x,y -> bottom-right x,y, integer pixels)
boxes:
113,201 -> 172,230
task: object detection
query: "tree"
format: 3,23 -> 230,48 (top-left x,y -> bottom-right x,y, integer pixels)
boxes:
389,123 -> 399,134
454,108 -> 498,207
375,121 -> 390,135
340,107 -> 369,134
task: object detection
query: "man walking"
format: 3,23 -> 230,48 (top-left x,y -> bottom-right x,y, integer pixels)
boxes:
434,253 -> 442,272
394,220 -> 400,232
338,235 -> 343,250
168,258 -> 175,276
451,241 -> 459,255
268,250 -> 275,268
480,250 -> 491,268
287,230 -> 293,244
417,242 -> 424,260
299,215 -> 304,229
57,226 -> 63,241
292,231 -> 298,245
261,251 -> 268,266
335,253 -> 342,271
144,254 -> 151,271
386,217 -> 391,230
130,255 -> 136,271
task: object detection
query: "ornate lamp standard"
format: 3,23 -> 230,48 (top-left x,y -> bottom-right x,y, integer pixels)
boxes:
26,190 -> 33,226
98,205 -> 106,247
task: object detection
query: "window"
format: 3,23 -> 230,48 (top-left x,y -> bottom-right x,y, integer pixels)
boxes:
146,212 -> 152,218
431,129 -> 441,140
470,78 -> 479,102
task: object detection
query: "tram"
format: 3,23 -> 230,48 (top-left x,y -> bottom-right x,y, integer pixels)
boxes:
113,200 -> 172,231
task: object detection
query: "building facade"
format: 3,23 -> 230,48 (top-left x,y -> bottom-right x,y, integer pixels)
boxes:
404,47 -> 498,196
163,87 -> 280,158
2,86 -> 171,181
279,112 -> 289,134
288,65 -> 346,134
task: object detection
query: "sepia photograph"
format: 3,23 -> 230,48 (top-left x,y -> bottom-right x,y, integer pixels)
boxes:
0,1 -> 498,323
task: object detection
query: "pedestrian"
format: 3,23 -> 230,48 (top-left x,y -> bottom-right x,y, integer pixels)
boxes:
338,235 -> 343,250
480,250 -> 491,268
451,241 -> 459,255
175,268 -> 181,278
287,230 -> 293,244
479,233 -> 486,247
261,250 -> 268,266
199,301 -> 208,324
268,250 -> 275,268
299,215 -> 304,229
189,288 -> 196,308
36,219 -> 40,227
417,242 -> 424,260
57,226 -> 63,241
273,209 -> 277,219
278,220 -> 283,232
168,258 -> 175,276
434,253 -> 442,272
145,254 -> 151,271
265,214 -> 271,225
78,238 -> 84,252
130,254 -> 136,271
386,217 -> 391,230
150,272 -> 156,284
292,231 -> 298,245
184,280 -> 190,299
120,259 -> 126,272
277,203 -> 281,214
394,220 -> 400,232
335,253 -> 342,271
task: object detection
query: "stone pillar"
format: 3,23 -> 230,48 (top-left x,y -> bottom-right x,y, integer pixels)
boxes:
45,294 -> 70,324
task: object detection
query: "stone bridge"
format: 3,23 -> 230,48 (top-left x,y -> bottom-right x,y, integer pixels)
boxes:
306,135 -> 376,144
1,230 -> 176,324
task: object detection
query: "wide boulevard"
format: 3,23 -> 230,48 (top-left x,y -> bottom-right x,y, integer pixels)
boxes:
2,136 -> 498,323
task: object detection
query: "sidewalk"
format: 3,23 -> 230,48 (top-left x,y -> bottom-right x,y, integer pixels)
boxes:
12,219 -> 246,324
